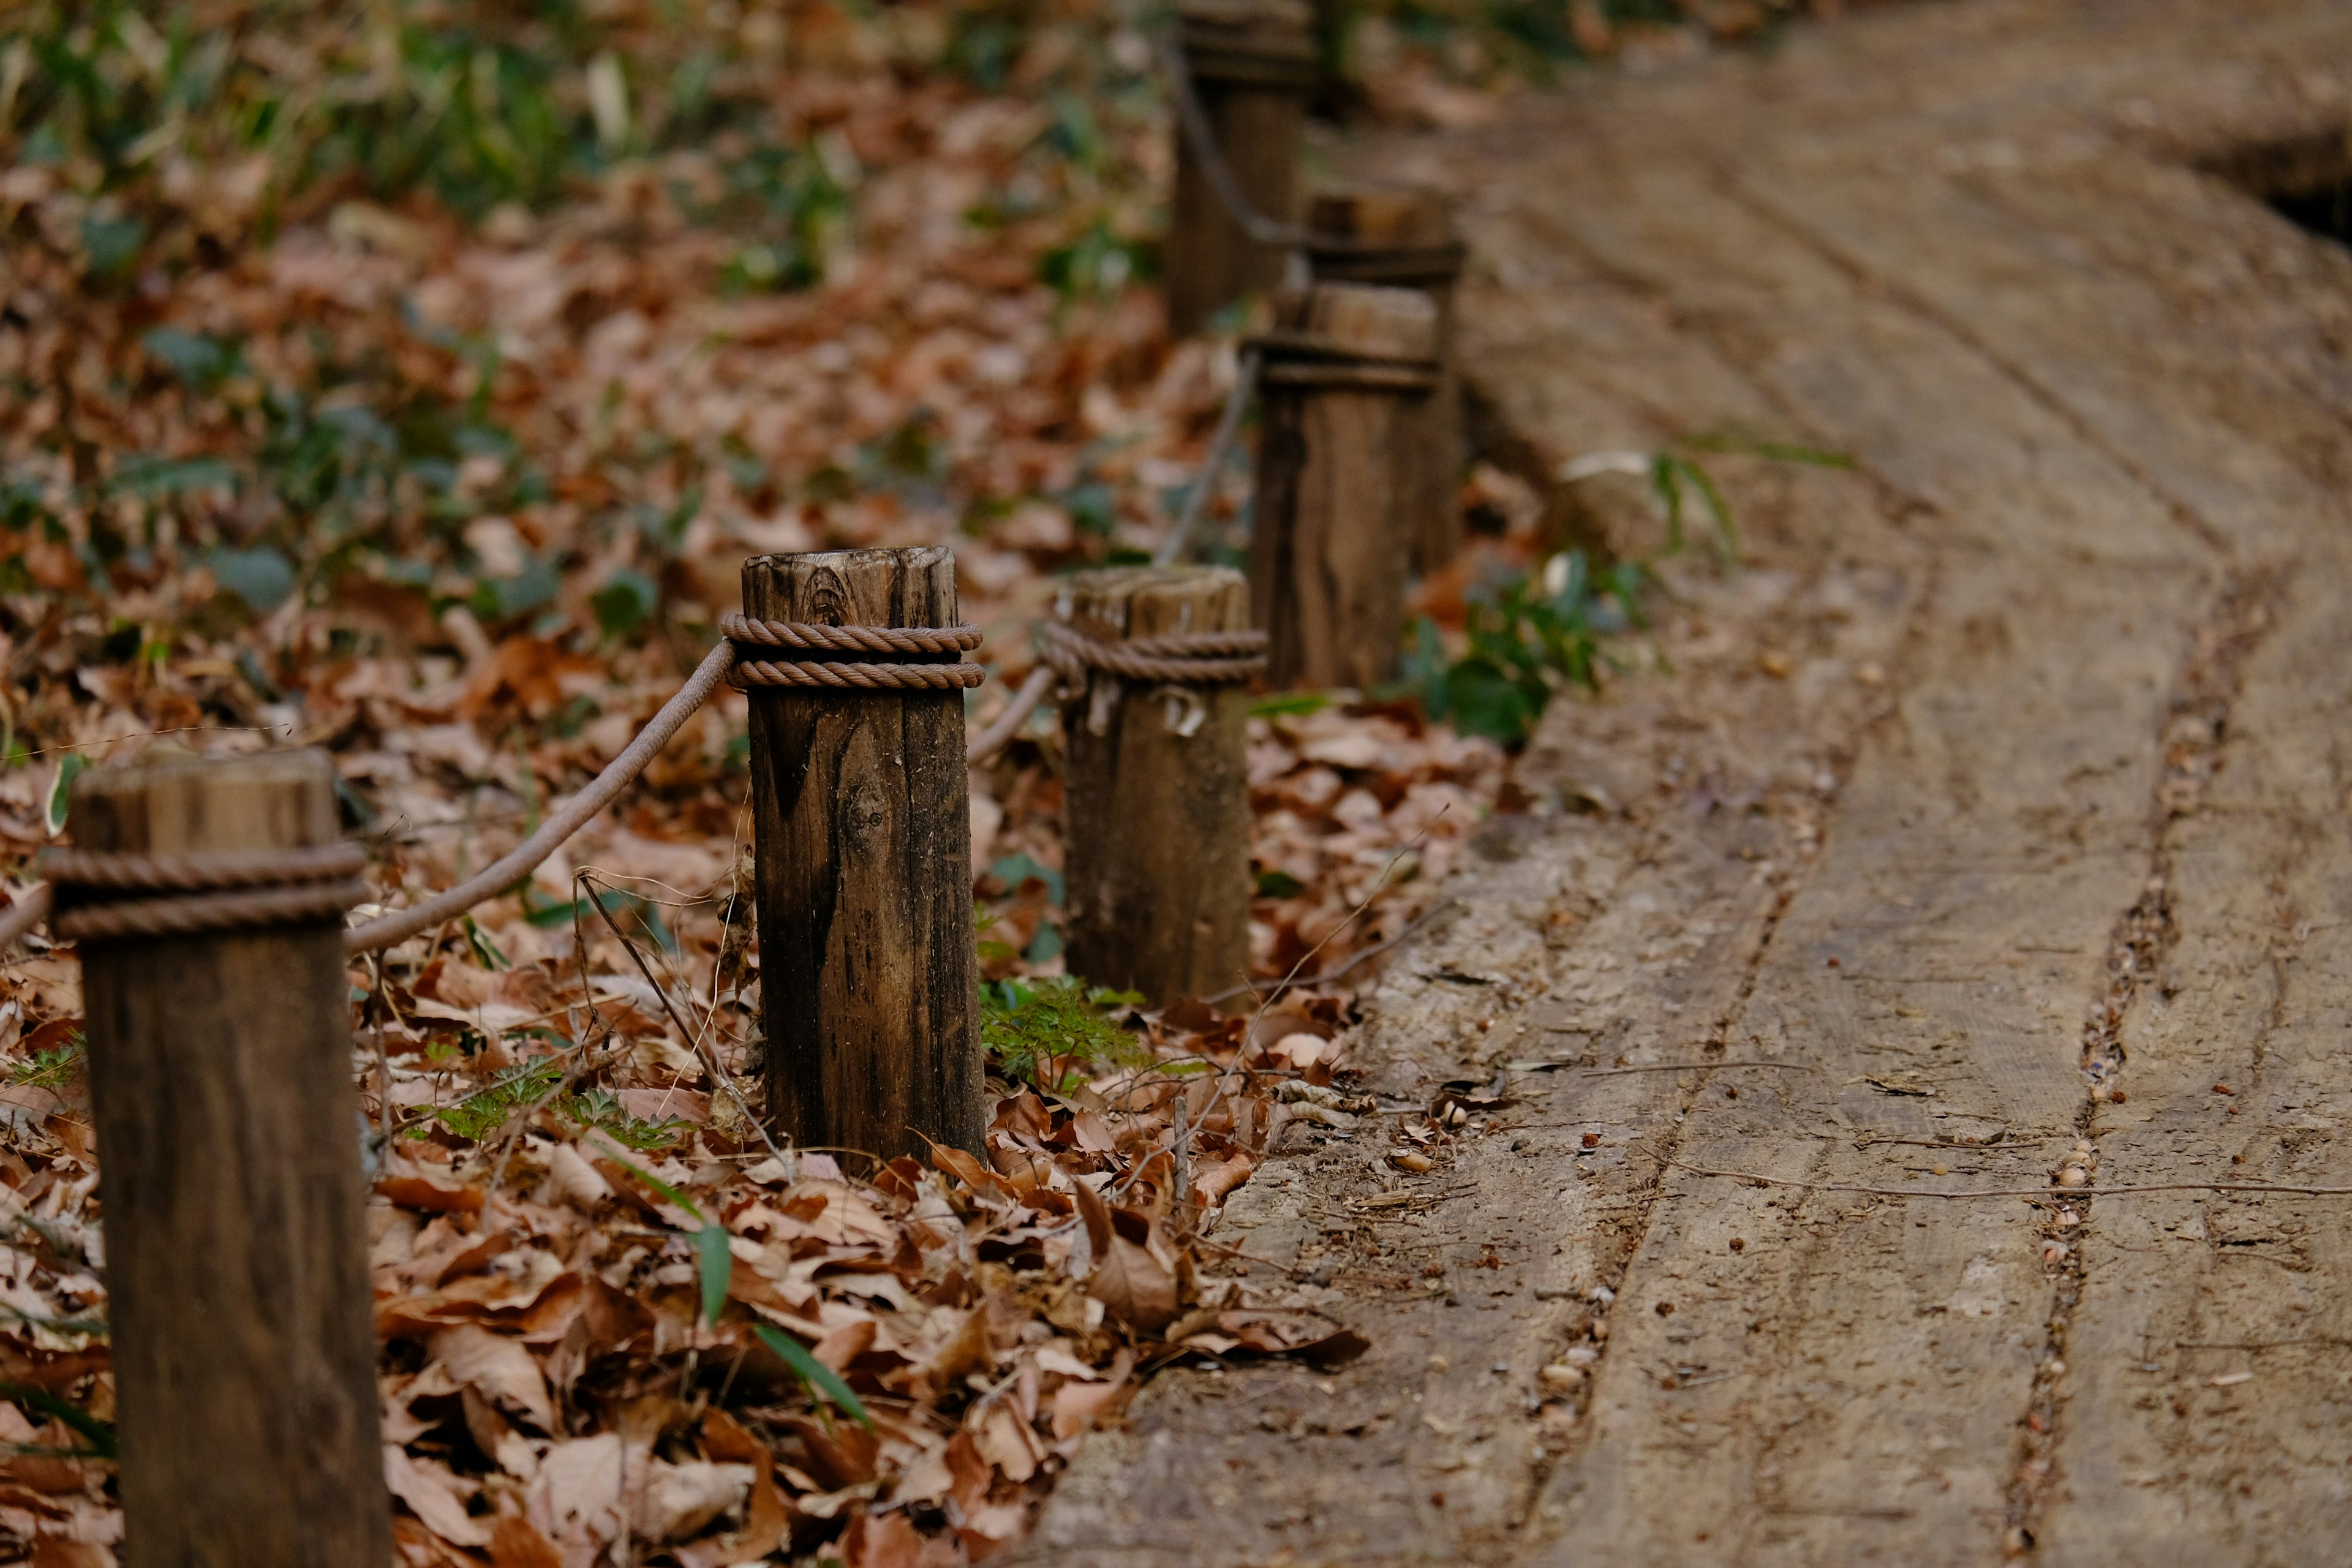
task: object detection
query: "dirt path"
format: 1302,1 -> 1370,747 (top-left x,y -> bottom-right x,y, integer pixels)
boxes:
1015,2 -> 2352,1562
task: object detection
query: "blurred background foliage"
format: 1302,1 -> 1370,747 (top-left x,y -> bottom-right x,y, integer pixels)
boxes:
0,0 -> 1864,760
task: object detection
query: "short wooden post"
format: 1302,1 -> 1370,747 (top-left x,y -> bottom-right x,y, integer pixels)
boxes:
1251,281 -> 1441,691
742,548 -> 984,1161
67,751 -> 390,1567
1167,0 -> 1317,338
1305,183 -> 1468,573
1057,567 -> 1255,1004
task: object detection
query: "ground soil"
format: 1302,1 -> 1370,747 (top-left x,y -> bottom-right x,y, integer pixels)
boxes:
1011,2 -> 2352,1561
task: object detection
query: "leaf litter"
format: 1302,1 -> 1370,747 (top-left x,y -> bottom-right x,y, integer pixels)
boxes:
0,0 -> 1883,1558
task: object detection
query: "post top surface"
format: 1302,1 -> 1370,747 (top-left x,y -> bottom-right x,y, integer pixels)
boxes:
68,747 -> 339,855
1061,565 -> 1250,636
741,546 -> 962,629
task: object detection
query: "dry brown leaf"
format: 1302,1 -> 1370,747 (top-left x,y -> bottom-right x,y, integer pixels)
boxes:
486,1513 -> 564,1568
383,1444 -> 492,1548
633,1458 -> 755,1543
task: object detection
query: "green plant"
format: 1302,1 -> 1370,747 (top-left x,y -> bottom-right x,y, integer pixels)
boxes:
1406,435 -> 1856,745
755,1324 -> 873,1427
979,976 -> 1147,1088
0,1382 -> 115,1461
1403,549 -> 1646,747
8,1036 -> 85,1090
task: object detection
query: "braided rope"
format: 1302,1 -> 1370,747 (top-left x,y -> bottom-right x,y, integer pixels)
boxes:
723,612 -> 986,692
731,658 -> 986,690
40,842 -> 366,892
720,614 -> 982,657
44,845 -> 369,943
55,880 -> 372,943
1038,619 -> 1268,688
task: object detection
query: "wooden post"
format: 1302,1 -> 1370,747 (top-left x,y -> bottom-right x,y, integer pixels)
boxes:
1058,567 -> 1254,1005
1251,282 -> 1441,692
1167,0 -> 1317,338
743,547 -> 984,1162
1305,183 -> 1468,573
67,750 -> 391,1568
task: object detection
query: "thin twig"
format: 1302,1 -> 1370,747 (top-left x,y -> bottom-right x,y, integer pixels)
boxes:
583,873 -> 785,1165
1199,894 -> 1460,1006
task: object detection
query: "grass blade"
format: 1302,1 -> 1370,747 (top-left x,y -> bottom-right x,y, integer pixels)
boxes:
754,1323 -> 873,1428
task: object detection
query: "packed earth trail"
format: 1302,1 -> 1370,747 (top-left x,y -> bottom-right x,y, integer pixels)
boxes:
1016,2 -> 2352,1562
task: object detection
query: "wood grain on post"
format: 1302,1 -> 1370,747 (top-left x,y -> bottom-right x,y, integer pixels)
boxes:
1058,567 -> 1254,1005
1251,282 -> 1441,692
743,548 -> 984,1162
1305,184 -> 1468,573
68,750 -> 390,1568
1167,0 -> 1316,338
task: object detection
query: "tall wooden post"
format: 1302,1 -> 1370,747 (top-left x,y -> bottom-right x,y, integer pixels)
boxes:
1167,0 -> 1317,338
1058,567 -> 1256,1004
1251,282 -> 1441,691
1305,183 -> 1468,573
742,548 -> 984,1162
66,750 -> 390,1568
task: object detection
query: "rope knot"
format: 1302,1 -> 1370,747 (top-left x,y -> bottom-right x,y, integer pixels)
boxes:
41,843 -> 370,943
722,612 -> 987,692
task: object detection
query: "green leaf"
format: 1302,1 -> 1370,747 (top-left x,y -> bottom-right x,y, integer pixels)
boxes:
754,1324 -> 873,1428
696,1216 -> 733,1326
602,1152 -> 728,1321
44,753 -> 86,835
209,545 -> 296,612
1442,658 -> 1542,747
141,327 -> 229,386
80,214 -> 145,279
1254,869 -> 1305,899
471,557 -> 560,624
605,1152 -> 703,1221
110,455 -> 239,499
589,568 -> 658,641
1250,692 -> 1329,718
987,852 -> 1063,907
1677,428 -> 1858,469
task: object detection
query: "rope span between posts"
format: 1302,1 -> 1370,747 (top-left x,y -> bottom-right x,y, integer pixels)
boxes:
0,616 -> 1023,958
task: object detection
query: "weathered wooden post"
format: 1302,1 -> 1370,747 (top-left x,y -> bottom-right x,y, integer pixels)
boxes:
1305,183 -> 1468,573
1166,0 -> 1317,338
1251,281 -> 1442,691
1047,567 -> 1265,1004
55,750 -> 389,1567
734,548 -> 987,1161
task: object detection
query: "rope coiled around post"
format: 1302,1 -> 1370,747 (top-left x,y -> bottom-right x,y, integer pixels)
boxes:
722,613 -> 986,691
42,843 -> 371,943
1038,620 -> 1268,690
